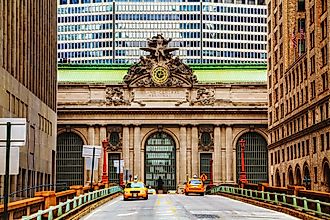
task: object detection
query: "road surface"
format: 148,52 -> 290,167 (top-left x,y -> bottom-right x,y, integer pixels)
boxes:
82,194 -> 299,220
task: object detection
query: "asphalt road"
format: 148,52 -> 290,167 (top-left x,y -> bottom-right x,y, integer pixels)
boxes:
81,194 -> 299,220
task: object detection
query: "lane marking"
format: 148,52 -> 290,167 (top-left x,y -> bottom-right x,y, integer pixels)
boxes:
117,211 -> 138,216
82,198 -> 120,220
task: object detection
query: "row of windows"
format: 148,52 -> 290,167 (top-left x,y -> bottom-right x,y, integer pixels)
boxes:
57,5 -> 112,14
60,57 -> 265,64
58,22 -> 266,33
271,132 -> 329,166
270,101 -> 330,144
58,41 -> 263,51
6,91 -> 29,119
38,114 -> 53,136
58,13 -> 266,23
58,49 -> 266,59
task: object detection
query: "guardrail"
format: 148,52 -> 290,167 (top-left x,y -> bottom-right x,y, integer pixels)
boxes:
21,185 -> 122,220
208,186 -> 330,219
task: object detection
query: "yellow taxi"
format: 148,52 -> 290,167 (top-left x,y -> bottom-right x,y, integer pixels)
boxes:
123,181 -> 148,200
184,177 -> 205,196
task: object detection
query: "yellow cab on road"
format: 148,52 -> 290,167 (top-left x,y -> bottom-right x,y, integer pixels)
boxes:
184,174 -> 205,196
123,179 -> 148,201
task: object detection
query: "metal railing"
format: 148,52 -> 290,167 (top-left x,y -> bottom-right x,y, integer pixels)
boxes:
0,183 -> 68,203
207,186 -> 330,219
21,185 -> 122,220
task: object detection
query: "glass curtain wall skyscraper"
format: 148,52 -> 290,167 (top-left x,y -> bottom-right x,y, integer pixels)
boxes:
57,0 -> 267,65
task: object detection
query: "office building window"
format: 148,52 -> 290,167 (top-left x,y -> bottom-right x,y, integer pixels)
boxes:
322,73 -> 328,91
298,0 -> 305,11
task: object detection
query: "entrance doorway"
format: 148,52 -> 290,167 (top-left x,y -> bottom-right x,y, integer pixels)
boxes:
145,132 -> 176,192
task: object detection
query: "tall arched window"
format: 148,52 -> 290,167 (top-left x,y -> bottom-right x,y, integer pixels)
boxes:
236,132 -> 268,184
288,166 -> 294,185
323,158 -> 330,192
56,132 -> 84,189
295,165 -> 302,185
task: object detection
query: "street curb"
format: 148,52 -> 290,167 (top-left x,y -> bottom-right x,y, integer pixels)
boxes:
216,192 -> 325,220
62,192 -> 121,220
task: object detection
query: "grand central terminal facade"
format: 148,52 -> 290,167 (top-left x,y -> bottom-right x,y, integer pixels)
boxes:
56,36 -> 269,191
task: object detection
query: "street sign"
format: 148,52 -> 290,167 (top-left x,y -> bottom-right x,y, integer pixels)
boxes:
85,157 -> 98,170
0,147 -> 19,175
0,118 -> 27,220
0,118 -> 26,146
200,173 -> 208,181
82,145 -> 102,158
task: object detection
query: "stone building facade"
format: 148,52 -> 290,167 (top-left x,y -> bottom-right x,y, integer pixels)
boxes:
56,36 -> 269,191
267,0 -> 330,191
0,1 -> 57,197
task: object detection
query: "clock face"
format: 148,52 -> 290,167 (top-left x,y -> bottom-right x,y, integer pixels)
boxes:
152,66 -> 169,84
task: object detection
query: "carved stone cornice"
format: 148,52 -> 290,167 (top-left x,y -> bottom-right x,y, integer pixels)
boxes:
105,87 -> 130,106
191,87 -> 215,106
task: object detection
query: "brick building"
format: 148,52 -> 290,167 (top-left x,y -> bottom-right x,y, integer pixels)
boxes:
267,0 -> 330,191
0,1 -> 57,198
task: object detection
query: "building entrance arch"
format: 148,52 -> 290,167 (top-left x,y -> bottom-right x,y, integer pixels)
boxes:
145,132 -> 176,192
236,132 -> 268,184
56,132 -> 84,189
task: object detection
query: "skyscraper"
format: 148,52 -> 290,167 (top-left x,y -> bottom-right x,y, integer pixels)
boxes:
57,0 -> 267,65
0,1 -> 57,197
267,0 -> 330,191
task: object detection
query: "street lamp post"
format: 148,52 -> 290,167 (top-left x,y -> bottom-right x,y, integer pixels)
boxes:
239,139 -> 247,185
101,139 -> 109,184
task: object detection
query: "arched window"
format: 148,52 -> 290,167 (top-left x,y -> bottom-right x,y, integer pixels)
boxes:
236,132 -> 268,184
275,169 -> 281,187
295,165 -> 302,185
288,166 -> 294,185
303,162 -> 311,190
56,132 -> 84,189
323,159 -> 330,192
145,132 -> 176,192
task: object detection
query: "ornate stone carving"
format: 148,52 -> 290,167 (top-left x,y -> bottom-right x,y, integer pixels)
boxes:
130,91 -> 146,106
175,91 -> 190,106
191,87 -> 215,106
105,87 -> 130,106
123,34 -> 197,88
198,126 -> 214,151
106,127 -> 123,151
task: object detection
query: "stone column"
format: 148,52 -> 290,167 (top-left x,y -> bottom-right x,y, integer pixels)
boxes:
88,125 -> 95,145
213,126 -> 221,184
123,126 -> 130,178
226,125 -> 233,182
186,127 -> 192,178
133,126 -> 141,179
221,127 -> 226,182
129,127 -> 134,173
180,126 -> 187,184
191,126 -> 199,176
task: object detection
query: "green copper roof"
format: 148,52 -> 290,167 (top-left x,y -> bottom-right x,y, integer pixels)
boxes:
58,64 -> 267,83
